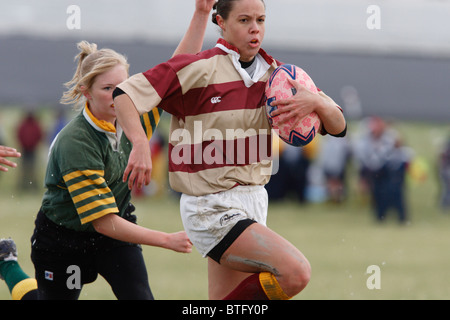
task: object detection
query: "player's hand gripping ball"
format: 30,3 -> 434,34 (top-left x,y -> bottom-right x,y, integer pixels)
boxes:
265,64 -> 321,147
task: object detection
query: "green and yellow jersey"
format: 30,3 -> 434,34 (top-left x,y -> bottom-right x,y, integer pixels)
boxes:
41,104 -> 162,232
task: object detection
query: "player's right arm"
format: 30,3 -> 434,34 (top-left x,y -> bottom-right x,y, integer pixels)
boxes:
172,0 -> 215,57
114,93 -> 151,190
115,0 -> 214,190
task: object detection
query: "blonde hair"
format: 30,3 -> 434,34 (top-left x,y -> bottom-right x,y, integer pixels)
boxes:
61,41 -> 129,109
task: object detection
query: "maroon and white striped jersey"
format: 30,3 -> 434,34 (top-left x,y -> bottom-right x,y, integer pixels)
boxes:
118,38 -> 283,196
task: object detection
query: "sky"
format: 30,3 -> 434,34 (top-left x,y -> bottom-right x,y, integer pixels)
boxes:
1,0 -> 449,58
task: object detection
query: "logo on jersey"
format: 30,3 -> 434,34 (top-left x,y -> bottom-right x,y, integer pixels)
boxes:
211,96 -> 222,104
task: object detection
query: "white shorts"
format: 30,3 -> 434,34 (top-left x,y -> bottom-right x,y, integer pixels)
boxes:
180,185 -> 268,259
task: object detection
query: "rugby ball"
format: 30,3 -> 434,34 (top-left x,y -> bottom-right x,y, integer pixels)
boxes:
265,64 -> 321,147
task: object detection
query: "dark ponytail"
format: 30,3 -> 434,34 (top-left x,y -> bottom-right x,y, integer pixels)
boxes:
212,0 -> 239,25
212,2 -> 218,25
212,0 -> 266,25
212,0 -> 234,25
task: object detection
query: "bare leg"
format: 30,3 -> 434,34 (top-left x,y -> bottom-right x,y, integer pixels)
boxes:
208,258 -> 251,300
208,223 -> 311,300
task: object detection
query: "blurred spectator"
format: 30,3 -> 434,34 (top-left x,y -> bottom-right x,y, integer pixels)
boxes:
439,137 -> 450,210
354,117 -> 392,206
0,116 -> 6,176
384,137 -> 413,223
318,134 -> 352,203
48,108 -> 68,144
16,111 -> 43,190
354,117 -> 411,223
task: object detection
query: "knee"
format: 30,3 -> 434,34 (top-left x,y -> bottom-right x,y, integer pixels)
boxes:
280,258 -> 311,298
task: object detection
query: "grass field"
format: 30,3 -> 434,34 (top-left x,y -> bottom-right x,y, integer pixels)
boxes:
0,107 -> 449,300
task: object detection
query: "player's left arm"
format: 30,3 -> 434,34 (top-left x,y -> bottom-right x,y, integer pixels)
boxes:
92,213 -> 193,253
270,78 -> 347,137
315,90 -> 347,137
172,0 -> 216,57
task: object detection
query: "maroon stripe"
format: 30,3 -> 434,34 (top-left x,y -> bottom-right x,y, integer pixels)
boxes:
168,135 -> 272,173
141,47 -> 269,118
183,81 -> 266,116
142,63 -> 184,117
169,47 -> 227,72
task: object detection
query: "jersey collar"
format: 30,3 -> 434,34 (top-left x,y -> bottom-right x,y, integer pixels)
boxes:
83,103 -> 124,151
216,38 -> 275,88
83,102 -> 116,134
216,38 -> 274,66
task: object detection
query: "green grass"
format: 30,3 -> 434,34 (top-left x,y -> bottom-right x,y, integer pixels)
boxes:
0,107 -> 449,300
1,194 -> 450,300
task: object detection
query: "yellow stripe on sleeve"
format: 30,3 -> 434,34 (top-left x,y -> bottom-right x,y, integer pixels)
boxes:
80,207 -> 119,224
67,177 -> 107,194
143,108 -> 161,141
76,196 -> 117,214
71,187 -> 112,204
143,113 -> 153,141
63,169 -> 105,182
152,107 -> 161,125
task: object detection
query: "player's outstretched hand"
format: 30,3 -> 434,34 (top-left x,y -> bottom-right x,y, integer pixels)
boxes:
168,231 -> 193,253
0,145 -> 21,172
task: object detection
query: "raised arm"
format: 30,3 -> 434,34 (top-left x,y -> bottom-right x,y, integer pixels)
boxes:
172,0 -> 216,57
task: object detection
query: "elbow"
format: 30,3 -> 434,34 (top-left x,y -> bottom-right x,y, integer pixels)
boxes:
91,214 -> 112,235
317,96 -> 347,137
92,219 -> 104,234
320,122 -> 347,138
331,122 -> 348,137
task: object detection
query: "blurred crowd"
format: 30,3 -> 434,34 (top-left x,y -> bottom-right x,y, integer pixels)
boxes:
266,115 -> 450,223
1,109 -> 450,224
0,109 -> 66,191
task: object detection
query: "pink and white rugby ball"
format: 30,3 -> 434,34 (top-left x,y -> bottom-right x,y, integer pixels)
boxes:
265,64 -> 321,147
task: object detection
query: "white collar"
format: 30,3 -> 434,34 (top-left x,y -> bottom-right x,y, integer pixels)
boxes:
216,43 -> 271,88
82,108 -> 123,151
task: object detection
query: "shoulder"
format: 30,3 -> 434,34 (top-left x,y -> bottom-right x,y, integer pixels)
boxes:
142,45 -> 229,82
50,114 -> 105,161
166,47 -> 227,73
